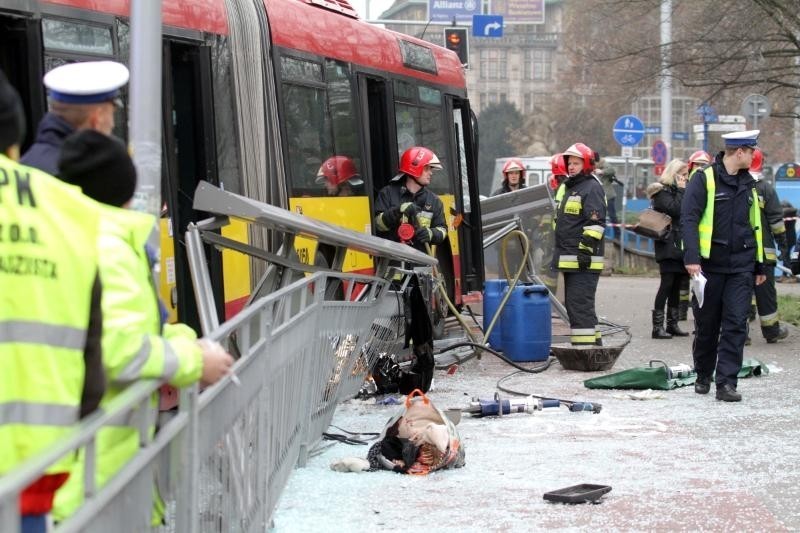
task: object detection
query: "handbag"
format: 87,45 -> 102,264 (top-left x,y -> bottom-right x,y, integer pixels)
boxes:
632,208 -> 672,240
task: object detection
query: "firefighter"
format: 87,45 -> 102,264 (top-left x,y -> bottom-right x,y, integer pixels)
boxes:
316,155 -> 364,197
681,130 -> 766,402
374,146 -> 448,253
749,148 -> 789,343
552,143 -> 606,345
548,153 -> 567,191
0,69 -> 105,533
677,149 -> 713,321
21,61 -> 129,176
491,158 -> 526,196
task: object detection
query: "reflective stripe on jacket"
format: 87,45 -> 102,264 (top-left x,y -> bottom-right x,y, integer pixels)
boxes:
0,154 -> 100,476
53,205 -> 202,520
552,175 -> 606,272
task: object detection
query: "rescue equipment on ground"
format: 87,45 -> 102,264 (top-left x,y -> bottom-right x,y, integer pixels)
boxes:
367,389 -> 464,475
583,360 -> 696,390
543,484 -> 612,504
463,392 -> 601,416
550,337 -> 628,372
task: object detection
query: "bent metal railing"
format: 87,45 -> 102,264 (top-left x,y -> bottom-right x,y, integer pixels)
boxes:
0,182 -> 438,532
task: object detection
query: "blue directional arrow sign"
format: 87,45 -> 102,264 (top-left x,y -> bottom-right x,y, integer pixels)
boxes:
473,15 -> 503,37
613,114 -> 645,147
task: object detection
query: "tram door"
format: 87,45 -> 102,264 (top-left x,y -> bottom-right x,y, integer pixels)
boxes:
359,75 -> 396,199
161,40 -> 224,331
0,15 -> 45,152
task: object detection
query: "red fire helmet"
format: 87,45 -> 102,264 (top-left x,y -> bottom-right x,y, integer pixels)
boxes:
399,146 -> 442,178
316,156 -> 363,187
501,158 -> 526,181
549,153 -> 567,177
562,143 -> 595,174
749,148 -> 763,173
687,150 -> 711,170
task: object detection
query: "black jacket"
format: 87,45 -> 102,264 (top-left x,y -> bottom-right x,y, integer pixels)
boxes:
648,182 -> 684,264
374,180 -> 447,253
20,113 -> 75,176
681,152 -> 763,274
754,178 -> 786,264
552,173 -> 606,270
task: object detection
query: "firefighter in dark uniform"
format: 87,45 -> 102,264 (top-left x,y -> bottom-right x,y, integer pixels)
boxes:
374,146 -> 448,254
681,130 -> 766,402
749,148 -> 789,342
553,142 -> 606,346
491,158 -> 526,196
678,150 -> 712,320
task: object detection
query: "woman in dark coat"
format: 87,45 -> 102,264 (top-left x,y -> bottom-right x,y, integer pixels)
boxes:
646,158 -> 690,339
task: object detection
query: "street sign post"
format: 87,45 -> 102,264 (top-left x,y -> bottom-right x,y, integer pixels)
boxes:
696,103 -> 717,153
473,15 -> 503,37
651,140 -> 667,165
741,94 -> 771,130
612,114 -> 644,268
613,114 -> 645,147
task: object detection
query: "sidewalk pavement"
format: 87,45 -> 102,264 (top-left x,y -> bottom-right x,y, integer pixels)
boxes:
274,275 -> 800,532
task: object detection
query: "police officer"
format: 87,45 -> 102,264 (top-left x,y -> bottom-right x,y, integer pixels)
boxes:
749,148 -> 789,343
21,61 -> 129,175
491,158 -> 526,196
52,130 -> 235,521
553,143 -> 606,345
374,146 -> 448,253
681,130 -> 766,402
0,69 -> 104,533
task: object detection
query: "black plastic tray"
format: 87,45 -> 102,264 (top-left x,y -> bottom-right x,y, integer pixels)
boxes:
543,484 -> 612,504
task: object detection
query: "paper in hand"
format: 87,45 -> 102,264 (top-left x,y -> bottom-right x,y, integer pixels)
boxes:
690,272 -> 707,309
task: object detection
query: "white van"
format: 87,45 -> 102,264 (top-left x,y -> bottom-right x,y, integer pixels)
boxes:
490,156 -> 552,194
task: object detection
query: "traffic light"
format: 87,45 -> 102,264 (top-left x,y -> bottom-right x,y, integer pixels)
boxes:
444,28 -> 469,66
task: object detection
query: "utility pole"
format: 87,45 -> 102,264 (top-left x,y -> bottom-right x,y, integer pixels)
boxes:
129,0 -> 163,253
660,0 -> 672,161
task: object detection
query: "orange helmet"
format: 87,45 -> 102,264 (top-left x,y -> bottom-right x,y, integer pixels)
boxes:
549,153 -> 567,177
749,148 -> 763,173
501,158 -> 526,181
687,150 -> 710,171
316,156 -> 363,187
563,142 -> 595,174
399,146 -> 442,178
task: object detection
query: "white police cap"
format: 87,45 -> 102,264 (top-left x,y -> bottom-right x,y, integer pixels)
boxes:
721,129 -> 759,147
44,61 -> 129,105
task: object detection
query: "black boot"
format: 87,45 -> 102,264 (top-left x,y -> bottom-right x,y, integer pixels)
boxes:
651,310 -> 672,339
666,307 -> 689,337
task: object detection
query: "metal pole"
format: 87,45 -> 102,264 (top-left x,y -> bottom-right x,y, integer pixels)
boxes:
619,157 -> 629,268
660,0 -> 672,161
129,0 -> 163,253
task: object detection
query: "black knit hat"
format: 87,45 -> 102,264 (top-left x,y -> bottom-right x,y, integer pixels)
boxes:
0,69 -> 26,153
58,130 -> 137,207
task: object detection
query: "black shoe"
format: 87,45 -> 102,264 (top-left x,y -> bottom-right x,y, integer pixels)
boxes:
666,308 -> 689,336
715,383 -> 742,402
694,376 -> 710,395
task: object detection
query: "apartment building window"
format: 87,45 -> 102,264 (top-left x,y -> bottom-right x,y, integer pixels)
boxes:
479,48 -> 507,80
523,48 -> 552,80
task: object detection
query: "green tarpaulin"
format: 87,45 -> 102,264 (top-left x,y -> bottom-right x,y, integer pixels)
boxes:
584,359 -> 767,390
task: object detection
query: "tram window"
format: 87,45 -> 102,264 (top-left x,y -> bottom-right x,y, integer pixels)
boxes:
42,19 -> 113,56
418,86 -> 441,106
281,56 -> 323,83
394,102 -> 447,195
280,56 -> 363,198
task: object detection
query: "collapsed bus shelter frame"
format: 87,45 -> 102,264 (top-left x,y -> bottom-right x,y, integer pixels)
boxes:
0,183 -> 436,532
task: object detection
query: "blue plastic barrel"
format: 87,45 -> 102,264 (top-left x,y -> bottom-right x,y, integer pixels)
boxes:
483,279 -> 508,349
501,284 -> 551,362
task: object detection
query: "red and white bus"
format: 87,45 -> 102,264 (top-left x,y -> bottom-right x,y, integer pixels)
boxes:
0,0 -> 484,331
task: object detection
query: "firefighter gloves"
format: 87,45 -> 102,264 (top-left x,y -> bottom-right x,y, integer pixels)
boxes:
414,227 -> 433,244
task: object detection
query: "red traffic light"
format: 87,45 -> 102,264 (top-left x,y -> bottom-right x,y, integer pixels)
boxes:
444,28 -> 468,65
447,32 -> 461,46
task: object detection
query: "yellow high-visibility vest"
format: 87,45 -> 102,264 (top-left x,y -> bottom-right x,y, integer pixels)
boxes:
0,154 -> 100,475
698,166 -> 763,262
